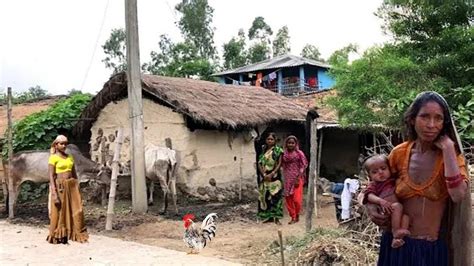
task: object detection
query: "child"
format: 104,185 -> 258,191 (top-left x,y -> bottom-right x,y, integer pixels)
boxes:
362,154 -> 409,248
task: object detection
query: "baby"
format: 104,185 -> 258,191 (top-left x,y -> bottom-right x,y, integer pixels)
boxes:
362,154 -> 410,248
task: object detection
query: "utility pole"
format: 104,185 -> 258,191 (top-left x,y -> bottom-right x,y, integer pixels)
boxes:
125,0 -> 147,213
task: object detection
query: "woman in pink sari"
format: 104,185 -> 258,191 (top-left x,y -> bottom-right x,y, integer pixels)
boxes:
281,135 -> 308,224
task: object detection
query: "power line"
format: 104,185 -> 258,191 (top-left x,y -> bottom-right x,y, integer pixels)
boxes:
80,0 -> 110,91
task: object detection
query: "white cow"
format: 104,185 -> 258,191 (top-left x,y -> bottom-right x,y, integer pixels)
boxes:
144,144 -> 178,215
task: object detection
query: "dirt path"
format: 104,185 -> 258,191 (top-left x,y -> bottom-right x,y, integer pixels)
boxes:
0,221 -> 240,265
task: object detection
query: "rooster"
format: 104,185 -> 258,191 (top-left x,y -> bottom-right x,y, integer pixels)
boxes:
182,213 -> 218,254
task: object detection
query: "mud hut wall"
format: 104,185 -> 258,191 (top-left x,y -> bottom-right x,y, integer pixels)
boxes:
320,127 -> 360,182
89,98 -> 257,190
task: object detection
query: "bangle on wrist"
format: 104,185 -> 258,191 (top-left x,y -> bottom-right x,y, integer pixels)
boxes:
446,173 -> 462,181
446,176 -> 464,189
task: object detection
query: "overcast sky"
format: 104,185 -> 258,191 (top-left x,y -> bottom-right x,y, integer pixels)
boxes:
0,0 -> 389,95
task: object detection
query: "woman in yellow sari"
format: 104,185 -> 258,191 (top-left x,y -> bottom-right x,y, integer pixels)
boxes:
257,132 -> 284,225
47,135 -> 88,244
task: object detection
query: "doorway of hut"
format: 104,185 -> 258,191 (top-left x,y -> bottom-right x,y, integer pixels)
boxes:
253,122 -> 307,184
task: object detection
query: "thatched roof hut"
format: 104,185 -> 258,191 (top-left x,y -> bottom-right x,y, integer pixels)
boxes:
73,73 -> 307,137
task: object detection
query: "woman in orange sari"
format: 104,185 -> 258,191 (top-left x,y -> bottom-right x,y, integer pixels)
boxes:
47,135 -> 88,244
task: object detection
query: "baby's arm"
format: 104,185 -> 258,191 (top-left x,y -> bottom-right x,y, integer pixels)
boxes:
367,193 -> 393,214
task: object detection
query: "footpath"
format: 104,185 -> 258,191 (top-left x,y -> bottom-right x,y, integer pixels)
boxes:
0,221 -> 240,266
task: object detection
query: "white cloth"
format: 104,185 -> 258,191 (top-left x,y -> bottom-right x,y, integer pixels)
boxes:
340,178 -> 360,220
268,72 -> 277,80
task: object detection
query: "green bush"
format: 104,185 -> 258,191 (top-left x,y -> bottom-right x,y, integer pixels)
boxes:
2,93 -> 92,157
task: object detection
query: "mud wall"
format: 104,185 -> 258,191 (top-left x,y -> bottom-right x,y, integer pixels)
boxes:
89,99 -> 258,192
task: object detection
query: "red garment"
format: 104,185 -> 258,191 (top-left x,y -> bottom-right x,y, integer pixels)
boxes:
282,139 -> 308,197
285,176 -> 304,220
362,178 -> 396,204
308,77 -> 317,88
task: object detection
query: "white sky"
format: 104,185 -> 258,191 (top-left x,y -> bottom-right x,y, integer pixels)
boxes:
0,0 -> 389,95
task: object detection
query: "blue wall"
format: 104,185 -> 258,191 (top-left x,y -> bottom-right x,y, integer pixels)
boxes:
317,69 -> 335,90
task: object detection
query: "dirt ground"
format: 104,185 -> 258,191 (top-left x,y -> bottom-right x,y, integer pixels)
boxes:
0,195 -> 339,264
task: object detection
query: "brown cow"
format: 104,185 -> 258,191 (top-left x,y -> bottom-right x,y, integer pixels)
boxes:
2,144 -> 111,214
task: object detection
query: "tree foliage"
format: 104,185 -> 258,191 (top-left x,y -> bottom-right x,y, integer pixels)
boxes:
248,43 -> 271,64
2,93 -> 92,156
144,35 -> 215,80
102,28 -> 127,75
330,1 -> 474,143
175,0 -> 216,60
248,16 -> 273,41
328,47 -> 438,127
273,26 -> 291,57
327,44 -> 358,66
300,44 -> 324,61
222,29 -> 248,70
0,86 -> 50,104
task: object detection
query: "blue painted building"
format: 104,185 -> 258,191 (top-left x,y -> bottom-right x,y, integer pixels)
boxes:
213,54 -> 335,96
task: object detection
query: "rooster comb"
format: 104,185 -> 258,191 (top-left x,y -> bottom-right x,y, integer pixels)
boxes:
182,213 -> 195,221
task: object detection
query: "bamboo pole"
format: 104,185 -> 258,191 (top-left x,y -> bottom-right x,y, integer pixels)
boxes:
7,87 -> 14,219
105,128 -> 124,231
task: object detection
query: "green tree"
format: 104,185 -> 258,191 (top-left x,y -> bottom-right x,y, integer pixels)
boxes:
248,16 -> 273,41
26,85 -> 48,99
247,16 -> 273,63
10,86 -> 50,104
327,44 -> 358,66
175,0 -> 216,60
222,29 -> 248,69
248,43 -> 270,63
330,1 -> 474,143
145,35 -> 215,80
300,44 -> 324,61
328,47 -> 437,128
102,28 -> 127,74
272,26 -> 291,57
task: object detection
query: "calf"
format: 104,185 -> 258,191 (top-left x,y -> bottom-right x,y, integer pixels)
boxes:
144,144 -> 178,215
2,144 -> 111,214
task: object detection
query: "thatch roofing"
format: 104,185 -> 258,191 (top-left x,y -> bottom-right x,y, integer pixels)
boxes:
291,90 -> 339,128
73,73 -> 307,136
213,54 -> 331,76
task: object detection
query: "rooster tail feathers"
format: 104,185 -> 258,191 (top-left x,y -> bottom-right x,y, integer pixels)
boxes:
200,213 -> 218,230
200,213 -> 218,246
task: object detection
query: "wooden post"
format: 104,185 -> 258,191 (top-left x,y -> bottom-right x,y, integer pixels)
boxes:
106,128 -> 124,231
305,109 -> 319,232
449,120 -> 471,266
278,229 -> 285,266
125,0 -> 147,213
7,87 -> 14,218
239,144 -> 243,201
315,130 -> 324,217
